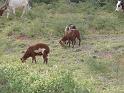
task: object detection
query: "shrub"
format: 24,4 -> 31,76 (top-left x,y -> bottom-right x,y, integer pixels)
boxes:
0,63 -> 84,93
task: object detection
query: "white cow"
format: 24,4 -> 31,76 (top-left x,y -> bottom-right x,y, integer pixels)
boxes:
4,0 -> 30,18
115,0 -> 124,11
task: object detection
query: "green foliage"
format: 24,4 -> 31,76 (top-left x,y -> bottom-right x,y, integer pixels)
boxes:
85,57 -> 111,73
0,62 -> 86,93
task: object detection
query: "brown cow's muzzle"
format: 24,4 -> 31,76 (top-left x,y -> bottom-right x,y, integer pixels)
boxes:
59,40 -> 65,47
20,58 -> 26,63
0,9 -> 4,16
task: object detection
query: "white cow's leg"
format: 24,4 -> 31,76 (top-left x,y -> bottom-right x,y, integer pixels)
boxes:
25,6 -> 28,15
7,8 -> 10,18
7,12 -> 9,18
27,4 -> 30,12
12,8 -> 16,15
21,7 -> 26,18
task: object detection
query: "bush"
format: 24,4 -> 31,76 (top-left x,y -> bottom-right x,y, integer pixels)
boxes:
0,63 -> 85,93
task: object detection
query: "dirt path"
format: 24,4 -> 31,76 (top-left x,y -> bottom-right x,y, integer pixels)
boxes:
84,35 -> 124,41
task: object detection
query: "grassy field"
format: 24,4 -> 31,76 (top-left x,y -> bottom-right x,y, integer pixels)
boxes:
0,1 -> 124,93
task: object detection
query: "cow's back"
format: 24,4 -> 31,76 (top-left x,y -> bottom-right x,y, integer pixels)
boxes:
31,43 -> 50,53
9,0 -> 28,8
74,30 -> 80,37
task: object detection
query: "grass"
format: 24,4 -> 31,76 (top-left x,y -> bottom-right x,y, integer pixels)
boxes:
0,1 -> 124,93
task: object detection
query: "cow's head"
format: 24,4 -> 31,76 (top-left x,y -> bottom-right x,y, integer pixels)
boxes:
0,4 -> 7,16
20,51 -> 26,63
0,9 -> 5,16
20,57 -> 26,63
59,40 -> 65,47
116,0 -> 124,11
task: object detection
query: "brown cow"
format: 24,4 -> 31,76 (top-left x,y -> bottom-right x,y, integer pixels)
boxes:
21,43 -> 50,64
60,29 -> 81,48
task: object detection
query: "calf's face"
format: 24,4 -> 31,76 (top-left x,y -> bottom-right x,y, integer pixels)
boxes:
20,58 -> 26,63
59,40 -> 65,47
0,9 -> 4,16
116,0 -> 123,11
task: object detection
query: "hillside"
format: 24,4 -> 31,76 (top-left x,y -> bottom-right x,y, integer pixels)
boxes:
0,1 -> 124,93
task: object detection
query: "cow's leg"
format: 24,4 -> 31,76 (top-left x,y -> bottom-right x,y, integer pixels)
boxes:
43,55 -> 46,64
74,38 -> 76,46
66,40 -> 69,45
27,4 -> 31,12
32,56 -> 36,63
43,53 -> 48,64
79,39 -> 81,46
7,8 -> 10,18
74,39 -> 76,45
24,5 -> 28,14
68,40 -> 71,47
72,40 -> 75,48
12,8 -> 16,15
34,58 -> 36,63
21,6 -> 26,18
78,37 -> 81,46
32,57 -> 34,63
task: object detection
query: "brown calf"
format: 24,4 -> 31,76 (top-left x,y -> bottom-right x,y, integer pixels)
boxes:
60,29 -> 81,48
21,43 -> 50,64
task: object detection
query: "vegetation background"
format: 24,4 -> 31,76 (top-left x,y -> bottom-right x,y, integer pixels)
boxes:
0,0 -> 124,93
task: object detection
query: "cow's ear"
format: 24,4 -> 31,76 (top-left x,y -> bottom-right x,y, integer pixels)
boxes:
21,51 -> 25,53
116,0 -> 119,3
121,1 -> 124,5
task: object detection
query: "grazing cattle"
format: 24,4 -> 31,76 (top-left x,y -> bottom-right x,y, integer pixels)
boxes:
115,0 -> 124,11
0,0 -> 31,18
60,29 -> 81,48
59,31 -> 76,48
21,43 -> 50,64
